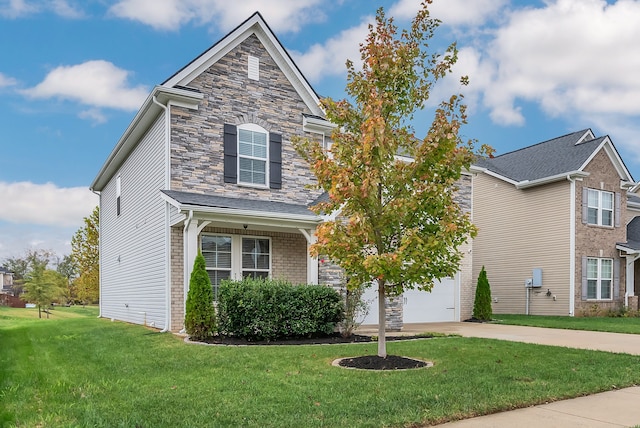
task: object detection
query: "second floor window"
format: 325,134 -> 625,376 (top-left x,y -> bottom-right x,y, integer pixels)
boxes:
238,125 -> 268,186
587,189 -> 613,227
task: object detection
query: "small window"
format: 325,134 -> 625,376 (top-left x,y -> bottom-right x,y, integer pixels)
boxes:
586,258 -> 612,300
238,124 -> 268,186
587,189 -> 613,227
116,175 -> 122,216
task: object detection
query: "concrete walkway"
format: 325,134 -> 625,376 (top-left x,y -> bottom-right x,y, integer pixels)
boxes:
357,322 -> 640,427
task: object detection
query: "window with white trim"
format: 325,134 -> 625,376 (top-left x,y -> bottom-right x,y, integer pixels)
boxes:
238,124 -> 268,186
586,257 -> 612,300
201,235 -> 271,299
201,235 -> 232,299
587,189 -> 613,226
242,238 -> 270,279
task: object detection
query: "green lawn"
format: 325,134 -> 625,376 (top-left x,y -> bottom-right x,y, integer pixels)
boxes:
493,314 -> 640,334
2,307 -> 640,427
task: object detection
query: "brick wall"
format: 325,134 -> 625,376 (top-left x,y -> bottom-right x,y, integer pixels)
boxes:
170,227 -> 184,332
574,149 -> 627,315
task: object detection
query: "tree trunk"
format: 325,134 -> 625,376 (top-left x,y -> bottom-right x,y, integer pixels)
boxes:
377,279 -> 387,358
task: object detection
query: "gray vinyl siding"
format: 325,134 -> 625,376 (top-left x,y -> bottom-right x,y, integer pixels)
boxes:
472,174 -> 571,315
100,114 -> 168,329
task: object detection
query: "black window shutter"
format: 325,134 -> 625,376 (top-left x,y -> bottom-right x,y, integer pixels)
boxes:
581,256 -> 588,300
223,124 -> 237,183
269,132 -> 282,189
581,187 -> 588,224
613,258 -> 620,300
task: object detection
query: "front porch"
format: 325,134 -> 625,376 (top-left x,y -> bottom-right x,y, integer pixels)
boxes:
162,189 -> 323,332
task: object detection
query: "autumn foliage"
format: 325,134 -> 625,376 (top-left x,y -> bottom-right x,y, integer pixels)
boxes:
294,1 -> 479,357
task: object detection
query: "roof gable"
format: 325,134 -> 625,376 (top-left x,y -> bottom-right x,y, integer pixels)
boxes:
475,129 -> 635,187
162,12 -> 323,117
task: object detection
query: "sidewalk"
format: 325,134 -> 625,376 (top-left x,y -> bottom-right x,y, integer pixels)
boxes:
356,322 -> 640,427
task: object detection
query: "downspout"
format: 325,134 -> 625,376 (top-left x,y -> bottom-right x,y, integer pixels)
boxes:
152,95 -> 172,332
567,175 -> 576,316
90,188 -> 102,318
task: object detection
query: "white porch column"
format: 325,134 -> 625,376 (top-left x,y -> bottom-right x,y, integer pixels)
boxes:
298,228 -> 318,285
183,216 -> 211,304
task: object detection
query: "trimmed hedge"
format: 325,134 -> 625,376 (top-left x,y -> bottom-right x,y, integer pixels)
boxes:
217,277 -> 343,341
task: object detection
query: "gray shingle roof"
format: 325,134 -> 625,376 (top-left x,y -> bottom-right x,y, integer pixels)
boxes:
629,194 -> 640,205
475,129 -> 606,182
618,217 -> 640,251
161,190 -> 318,217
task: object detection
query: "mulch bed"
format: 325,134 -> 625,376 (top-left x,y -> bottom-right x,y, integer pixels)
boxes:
198,332 -> 433,346
335,355 -> 431,370
191,333 -> 435,370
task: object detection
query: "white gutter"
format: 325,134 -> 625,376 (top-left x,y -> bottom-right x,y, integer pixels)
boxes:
152,95 -> 172,333
90,188 -> 102,319
567,175 -> 576,316
517,171 -> 589,190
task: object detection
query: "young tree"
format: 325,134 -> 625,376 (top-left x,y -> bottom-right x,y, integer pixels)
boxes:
56,254 -> 78,304
3,249 -> 55,297
473,266 -> 493,321
184,252 -> 217,340
295,2 -> 479,357
71,206 -> 99,304
24,266 -> 66,318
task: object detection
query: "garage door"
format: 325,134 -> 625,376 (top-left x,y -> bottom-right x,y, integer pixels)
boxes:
360,276 -> 458,325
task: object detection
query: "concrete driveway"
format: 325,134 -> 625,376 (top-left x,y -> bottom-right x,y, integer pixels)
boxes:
396,321 -> 640,355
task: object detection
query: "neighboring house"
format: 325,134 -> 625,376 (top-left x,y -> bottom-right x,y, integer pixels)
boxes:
0,267 -> 13,294
91,12 -> 474,332
471,129 -> 638,316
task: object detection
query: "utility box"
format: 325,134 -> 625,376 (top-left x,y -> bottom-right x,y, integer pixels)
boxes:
532,268 -> 543,288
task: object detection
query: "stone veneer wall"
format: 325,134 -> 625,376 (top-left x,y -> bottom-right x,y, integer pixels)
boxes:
574,149 -> 627,315
169,34 -> 323,206
454,174 -> 474,321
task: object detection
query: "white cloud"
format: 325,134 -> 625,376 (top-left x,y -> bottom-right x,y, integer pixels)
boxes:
477,0 -> 640,126
0,0 -> 84,18
0,182 -> 97,227
78,108 -> 107,124
390,0 -> 508,26
0,72 -> 17,87
291,19 -> 371,83
21,60 -> 148,111
108,0 -> 325,32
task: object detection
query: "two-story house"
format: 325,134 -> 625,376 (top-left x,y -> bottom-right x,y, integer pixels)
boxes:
0,267 -> 13,294
471,129 -> 638,316
91,12 -> 474,332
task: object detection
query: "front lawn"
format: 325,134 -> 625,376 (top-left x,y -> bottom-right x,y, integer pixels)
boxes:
2,306 -> 640,427
493,314 -> 640,334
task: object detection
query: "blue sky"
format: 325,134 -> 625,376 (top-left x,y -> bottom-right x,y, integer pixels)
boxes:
1,0 -> 639,261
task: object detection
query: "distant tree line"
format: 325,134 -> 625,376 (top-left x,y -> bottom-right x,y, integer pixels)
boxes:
1,206 -> 99,316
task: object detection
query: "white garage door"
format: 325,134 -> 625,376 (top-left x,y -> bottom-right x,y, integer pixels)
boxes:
360,276 -> 458,325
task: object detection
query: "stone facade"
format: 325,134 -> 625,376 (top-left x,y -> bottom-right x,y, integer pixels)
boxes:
169,34 -> 323,206
574,149 -> 627,315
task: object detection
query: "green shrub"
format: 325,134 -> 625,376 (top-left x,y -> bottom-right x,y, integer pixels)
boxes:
217,277 -> 343,341
184,253 -> 217,340
473,266 -> 493,321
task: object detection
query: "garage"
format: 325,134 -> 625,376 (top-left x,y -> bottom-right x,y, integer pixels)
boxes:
360,275 -> 459,325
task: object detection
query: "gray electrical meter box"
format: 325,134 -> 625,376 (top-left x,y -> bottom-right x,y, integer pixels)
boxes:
532,268 -> 543,288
